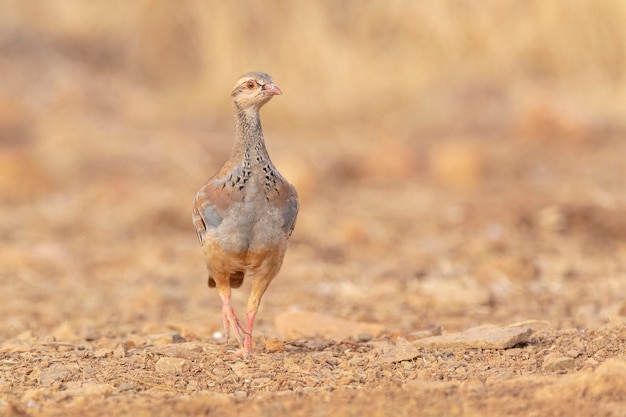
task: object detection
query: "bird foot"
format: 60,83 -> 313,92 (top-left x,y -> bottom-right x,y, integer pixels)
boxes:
226,346 -> 252,360
224,333 -> 254,360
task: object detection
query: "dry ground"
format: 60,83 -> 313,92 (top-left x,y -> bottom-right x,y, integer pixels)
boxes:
1,2 -> 626,416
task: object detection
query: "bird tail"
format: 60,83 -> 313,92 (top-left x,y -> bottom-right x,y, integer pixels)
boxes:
207,271 -> 245,288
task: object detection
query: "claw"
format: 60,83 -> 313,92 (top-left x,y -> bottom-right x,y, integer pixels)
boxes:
226,346 -> 252,360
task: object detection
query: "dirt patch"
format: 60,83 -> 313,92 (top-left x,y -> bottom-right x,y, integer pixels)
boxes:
1,326 -> 625,416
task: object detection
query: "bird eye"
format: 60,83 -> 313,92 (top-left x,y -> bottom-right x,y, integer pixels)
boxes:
245,80 -> 257,90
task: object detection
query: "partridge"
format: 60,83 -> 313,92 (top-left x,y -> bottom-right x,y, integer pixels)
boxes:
192,72 -> 299,359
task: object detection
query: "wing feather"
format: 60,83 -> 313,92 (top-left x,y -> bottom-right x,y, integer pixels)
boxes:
192,175 -> 245,243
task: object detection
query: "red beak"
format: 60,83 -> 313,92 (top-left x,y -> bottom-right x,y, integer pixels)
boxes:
263,83 -> 282,96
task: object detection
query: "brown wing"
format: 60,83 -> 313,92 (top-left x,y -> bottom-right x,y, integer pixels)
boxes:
192,175 -> 245,244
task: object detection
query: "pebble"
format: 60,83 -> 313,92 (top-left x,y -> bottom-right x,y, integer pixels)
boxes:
378,337 -> 420,364
230,362 -> 249,378
566,349 -> 580,358
93,348 -> 113,358
357,333 -> 373,342
543,356 -> 575,372
234,390 -> 247,399
154,357 -> 190,375
115,382 -> 135,393
39,364 -> 71,387
113,344 -> 126,359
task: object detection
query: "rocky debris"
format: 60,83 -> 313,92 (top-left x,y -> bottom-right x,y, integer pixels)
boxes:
543,353 -> 576,372
378,337 -> 420,364
113,344 -> 126,359
413,325 -> 532,349
39,364 -> 73,387
154,357 -> 190,375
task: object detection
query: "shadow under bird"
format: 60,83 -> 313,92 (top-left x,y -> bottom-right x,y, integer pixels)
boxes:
192,72 -> 299,359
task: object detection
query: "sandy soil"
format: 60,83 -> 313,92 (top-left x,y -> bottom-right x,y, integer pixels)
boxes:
1,4 -> 626,415
2,127 -> 626,416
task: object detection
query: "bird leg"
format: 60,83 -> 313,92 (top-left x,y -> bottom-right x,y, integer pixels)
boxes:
228,310 -> 256,360
235,273 -> 274,358
219,292 -> 245,347
243,311 -> 257,353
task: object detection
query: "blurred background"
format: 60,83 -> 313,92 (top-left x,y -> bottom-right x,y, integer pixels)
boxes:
1,1 -> 625,342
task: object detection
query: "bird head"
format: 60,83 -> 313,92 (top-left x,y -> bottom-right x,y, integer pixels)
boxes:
231,72 -> 282,110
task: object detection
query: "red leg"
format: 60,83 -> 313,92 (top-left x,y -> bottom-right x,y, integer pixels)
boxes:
244,311 -> 256,354
228,311 -> 255,359
219,292 -> 245,346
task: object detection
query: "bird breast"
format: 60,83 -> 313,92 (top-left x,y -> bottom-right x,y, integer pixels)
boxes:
211,177 -> 287,254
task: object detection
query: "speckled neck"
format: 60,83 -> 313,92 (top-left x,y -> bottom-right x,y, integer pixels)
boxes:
230,103 -> 271,164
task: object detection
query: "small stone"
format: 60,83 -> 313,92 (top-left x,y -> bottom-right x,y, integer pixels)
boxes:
378,337 -> 420,364
264,338 -> 285,353
543,356 -> 575,372
113,344 -> 126,359
115,382 -> 134,393
230,362 -> 249,378
94,346 -> 114,358
83,326 -> 100,342
566,349 -> 580,358
39,364 -> 71,387
357,333 -> 373,342
155,357 -> 190,375
234,390 -> 247,399
585,358 -> 599,367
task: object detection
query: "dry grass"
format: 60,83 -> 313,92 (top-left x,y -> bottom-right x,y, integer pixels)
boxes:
2,0 -> 626,124
0,1 -> 623,192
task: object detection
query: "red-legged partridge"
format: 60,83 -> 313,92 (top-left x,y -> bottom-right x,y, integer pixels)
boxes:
192,72 -> 299,359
